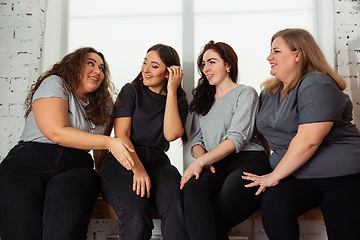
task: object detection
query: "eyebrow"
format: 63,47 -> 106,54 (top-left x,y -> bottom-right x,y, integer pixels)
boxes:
144,57 -> 160,66
88,57 -> 104,67
202,57 -> 218,63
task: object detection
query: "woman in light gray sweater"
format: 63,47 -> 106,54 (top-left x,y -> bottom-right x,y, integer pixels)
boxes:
180,41 -> 271,240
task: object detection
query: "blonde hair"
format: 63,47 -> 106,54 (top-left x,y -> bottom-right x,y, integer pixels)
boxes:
261,28 -> 346,98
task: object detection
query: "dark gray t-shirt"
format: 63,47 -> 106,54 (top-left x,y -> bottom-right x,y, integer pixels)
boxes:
20,75 -> 106,146
257,72 -> 360,179
114,83 -> 188,151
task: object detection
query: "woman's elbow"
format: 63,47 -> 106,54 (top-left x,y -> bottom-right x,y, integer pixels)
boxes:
164,129 -> 184,142
42,128 -> 65,144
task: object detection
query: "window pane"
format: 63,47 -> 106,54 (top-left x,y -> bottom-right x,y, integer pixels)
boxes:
68,0 -> 184,171
194,0 -> 315,92
68,0 -> 182,91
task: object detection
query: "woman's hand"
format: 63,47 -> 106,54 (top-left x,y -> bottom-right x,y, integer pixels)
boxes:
132,167 -> 151,198
242,172 -> 280,195
180,160 -> 211,189
108,137 -> 135,170
167,66 -> 184,93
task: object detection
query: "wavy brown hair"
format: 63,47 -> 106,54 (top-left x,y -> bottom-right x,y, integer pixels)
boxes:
190,40 -> 238,116
131,44 -> 188,144
262,28 -> 346,98
24,47 -> 115,126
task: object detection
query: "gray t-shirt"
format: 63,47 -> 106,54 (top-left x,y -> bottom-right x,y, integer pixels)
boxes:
190,84 -> 264,156
20,75 -> 106,145
257,72 -> 360,179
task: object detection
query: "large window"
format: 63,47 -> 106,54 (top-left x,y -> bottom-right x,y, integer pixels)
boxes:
63,0 -> 334,171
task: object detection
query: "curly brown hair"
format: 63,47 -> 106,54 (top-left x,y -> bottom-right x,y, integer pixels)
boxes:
24,47 -> 115,126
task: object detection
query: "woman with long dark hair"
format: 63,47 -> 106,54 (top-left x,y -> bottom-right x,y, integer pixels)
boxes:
99,44 -> 189,240
180,41 -> 271,240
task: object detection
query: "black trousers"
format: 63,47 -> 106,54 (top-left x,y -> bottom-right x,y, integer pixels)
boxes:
99,146 -> 189,240
183,151 -> 271,240
0,142 -> 99,240
261,173 -> 360,240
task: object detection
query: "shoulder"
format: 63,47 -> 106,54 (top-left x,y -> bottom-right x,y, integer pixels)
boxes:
235,84 -> 259,100
298,72 -> 339,91
40,75 -> 67,90
296,72 -> 345,100
121,82 -> 137,92
33,75 -> 69,101
118,83 -> 138,98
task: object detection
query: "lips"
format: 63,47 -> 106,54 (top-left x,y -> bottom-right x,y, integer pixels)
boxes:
89,76 -> 98,81
143,74 -> 153,80
207,74 -> 214,80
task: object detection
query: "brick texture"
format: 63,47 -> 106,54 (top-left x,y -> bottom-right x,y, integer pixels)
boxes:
0,0 -> 45,160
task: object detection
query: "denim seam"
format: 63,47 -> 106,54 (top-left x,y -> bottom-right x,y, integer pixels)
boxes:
100,174 -> 125,238
51,146 -> 64,177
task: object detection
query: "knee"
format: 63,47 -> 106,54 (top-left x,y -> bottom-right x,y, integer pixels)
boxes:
120,208 -> 153,232
183,178 -> 203,197
261,191 -> 296,223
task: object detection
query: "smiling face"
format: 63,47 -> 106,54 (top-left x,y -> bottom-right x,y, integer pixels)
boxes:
202,49 -> 231,86
267,36 -> 299,86
76,52 -> 105,102
141,50 -> 168,94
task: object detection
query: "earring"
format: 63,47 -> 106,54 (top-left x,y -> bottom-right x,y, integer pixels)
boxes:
227,70 -> 230,73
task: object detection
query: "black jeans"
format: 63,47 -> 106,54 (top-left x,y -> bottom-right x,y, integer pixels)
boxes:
183,151 -> 271,240
0,141 -> 99,240
261,173 -> 360,240
99,146 -> 189,240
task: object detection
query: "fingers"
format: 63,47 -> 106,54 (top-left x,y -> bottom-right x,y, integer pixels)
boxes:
209,164 -> 216,173
180,174 -> 193,189
255,186 -> 264,196
146,180 -> 151,198
180,176 -> 189,190
114,153 -> 132,170
133,177 -> 151,198
167,66 -> 184,90
112,138 -> 135,170
242,172 -> 259,177
123,152 -> 134,168
167,66 -> 183,77
121,140 -> 134,152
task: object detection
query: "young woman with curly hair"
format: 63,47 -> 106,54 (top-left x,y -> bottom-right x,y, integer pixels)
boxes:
0,47 -> 133,240
180,41 -> 271,240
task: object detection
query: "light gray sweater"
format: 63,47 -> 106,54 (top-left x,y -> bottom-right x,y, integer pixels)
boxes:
190,84 -> 264,156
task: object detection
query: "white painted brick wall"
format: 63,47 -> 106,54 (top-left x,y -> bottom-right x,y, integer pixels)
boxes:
0,1 -> 359,240
0,0 -> 45,161
335,0 -> 360,127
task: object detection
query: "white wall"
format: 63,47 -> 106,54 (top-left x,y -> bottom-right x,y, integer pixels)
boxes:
0,0 -> 46,161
